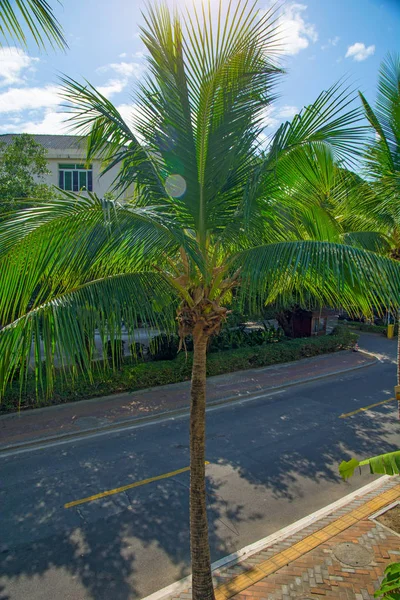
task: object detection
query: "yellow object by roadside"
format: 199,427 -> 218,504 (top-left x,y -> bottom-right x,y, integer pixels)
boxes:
387,324 -> 395,339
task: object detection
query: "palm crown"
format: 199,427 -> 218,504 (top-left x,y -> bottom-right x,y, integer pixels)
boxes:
1,3 -> 400,597
342,54 -> 400,255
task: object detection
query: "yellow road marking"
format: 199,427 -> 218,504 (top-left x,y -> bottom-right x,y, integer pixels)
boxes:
339,397 -> 396,419
65,462 -> 210,509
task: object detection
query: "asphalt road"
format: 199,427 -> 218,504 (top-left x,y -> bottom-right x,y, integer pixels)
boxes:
1,333 -> 399,600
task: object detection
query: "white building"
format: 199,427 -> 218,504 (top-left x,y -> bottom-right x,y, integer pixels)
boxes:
0,134 -> 132,200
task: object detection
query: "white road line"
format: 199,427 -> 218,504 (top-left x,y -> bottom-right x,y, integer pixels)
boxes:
141,475 -> 391,600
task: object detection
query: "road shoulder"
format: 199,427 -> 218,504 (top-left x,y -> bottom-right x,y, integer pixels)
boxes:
0,349 -> 376,453
144,475 -> 400,600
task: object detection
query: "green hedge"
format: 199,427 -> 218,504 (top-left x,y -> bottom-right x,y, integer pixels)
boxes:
343,321 -> 398,336
1,326 -> 357,413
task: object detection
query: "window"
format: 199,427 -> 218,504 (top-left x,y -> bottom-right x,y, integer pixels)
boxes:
58,163 -> 93,192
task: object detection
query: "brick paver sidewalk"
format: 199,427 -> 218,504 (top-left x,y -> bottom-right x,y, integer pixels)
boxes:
0,348 -> 374,451
164,478 -> 400,600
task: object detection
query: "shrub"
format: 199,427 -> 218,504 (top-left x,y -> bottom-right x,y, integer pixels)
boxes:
106,339 -> 125,367
1,326 -> 357,413
148,333 -> 180,361
129,342 -> 147,361
208,325 -> 283,352
341,320 -> 398,336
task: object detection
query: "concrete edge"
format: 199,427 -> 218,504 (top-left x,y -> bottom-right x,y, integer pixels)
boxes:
141,475 -> 391,600
369,500 -> 400,539
0,352 -> 378,455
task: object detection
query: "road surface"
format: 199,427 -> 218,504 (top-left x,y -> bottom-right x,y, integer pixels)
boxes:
0,333 -> 399,600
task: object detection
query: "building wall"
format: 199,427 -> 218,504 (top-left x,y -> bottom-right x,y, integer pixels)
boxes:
45,149 -> 133,200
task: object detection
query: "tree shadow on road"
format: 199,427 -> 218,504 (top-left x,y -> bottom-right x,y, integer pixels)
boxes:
0,444 -> 254,600
210,390 -> 398,503
1,358 -> 398,600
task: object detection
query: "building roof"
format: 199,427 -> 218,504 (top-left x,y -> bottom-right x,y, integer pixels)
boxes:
0,134 -> 87,151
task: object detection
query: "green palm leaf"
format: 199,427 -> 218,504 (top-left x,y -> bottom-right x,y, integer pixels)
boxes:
0,0 -> 66,49
0,272 -> 178,399
339,450 -> 400,480
235,240 -> 400,315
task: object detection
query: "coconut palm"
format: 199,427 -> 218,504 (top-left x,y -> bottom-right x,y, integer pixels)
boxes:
0,0 -> 66,49
340,54 -> 400,407
1,3 -> 400,598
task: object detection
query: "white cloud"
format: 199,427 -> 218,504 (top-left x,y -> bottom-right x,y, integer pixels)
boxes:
260,105 -> 279,129
321,36 -> 340,50
259,104 -> 300,136
0,109 -> 69,134
345,42 -> 375,62
0,85 -> 61,113
265,3 -> 318,55
116,103 -> 145,143
278,105 -> 299,119
97,78 -> 128,98
97,60 -> 145,79
0,47 -> 38,86
119,52 -> 127,58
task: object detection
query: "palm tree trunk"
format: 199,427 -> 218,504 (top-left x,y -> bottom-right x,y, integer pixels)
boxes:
397,311 -> 400,420
190,331 -> 215,600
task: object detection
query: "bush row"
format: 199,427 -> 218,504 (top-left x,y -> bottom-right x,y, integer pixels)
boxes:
108,326 -> 285,365
1,326 -> 357,413
342,320 -> 398,336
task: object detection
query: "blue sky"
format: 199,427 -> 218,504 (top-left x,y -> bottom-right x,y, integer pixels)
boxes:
0,0 -> 399,136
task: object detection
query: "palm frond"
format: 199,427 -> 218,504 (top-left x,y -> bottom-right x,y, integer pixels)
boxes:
342,231 -> 392,254
0,272 -> 178,399
0,0 -> 66,49
268,81 -> 366,169
0,194 -> 204,327
59,76 -> 169,204
234,241 -> 400,315
375,53 -> 400,155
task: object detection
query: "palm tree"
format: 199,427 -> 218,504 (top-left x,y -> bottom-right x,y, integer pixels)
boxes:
342,54 -> 400,409
1,3 -> 400,598
0,0 -> 66,49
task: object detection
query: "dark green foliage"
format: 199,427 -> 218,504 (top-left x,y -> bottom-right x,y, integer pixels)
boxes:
0,134 -> 54,216
106,339 -> 125,367
342,320 -> 398,336
1,326 -> 356,413
130,342 -> 147,361
148,334 -> 180,361
208,325 -> 283,352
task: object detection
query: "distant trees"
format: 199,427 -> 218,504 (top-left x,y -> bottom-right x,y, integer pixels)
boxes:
0,134 -> 53,214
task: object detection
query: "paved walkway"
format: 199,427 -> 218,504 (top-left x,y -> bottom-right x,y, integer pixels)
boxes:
164,477 -> 400,600
0,347 -> 375,451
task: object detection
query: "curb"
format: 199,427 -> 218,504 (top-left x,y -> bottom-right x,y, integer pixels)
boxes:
0,351 -> 377,456
141,475 -> 392,600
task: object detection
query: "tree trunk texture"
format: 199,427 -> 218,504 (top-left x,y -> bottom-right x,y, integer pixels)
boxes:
397,312 -> 400,420
190,332 -> 215,600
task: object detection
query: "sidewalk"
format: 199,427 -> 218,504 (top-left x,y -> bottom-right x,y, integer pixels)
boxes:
0,348 -> 375,451
155,476 -> 400,600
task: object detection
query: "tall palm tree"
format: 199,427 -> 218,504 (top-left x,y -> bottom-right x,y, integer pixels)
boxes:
0,0 -> 66,49
1,3 -> 400,598
342,54 -> 400,409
